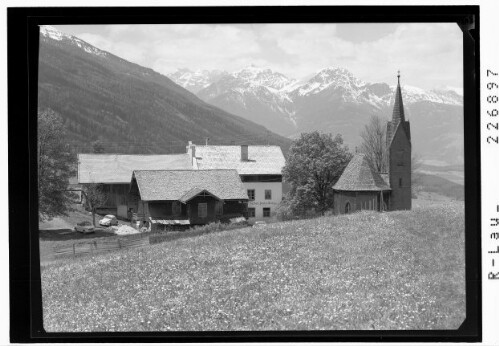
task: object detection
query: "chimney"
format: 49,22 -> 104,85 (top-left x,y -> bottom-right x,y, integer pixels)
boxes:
186,141 -> 196,158
241,145 -> 248,161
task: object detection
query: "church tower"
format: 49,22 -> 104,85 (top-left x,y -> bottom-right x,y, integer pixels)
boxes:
386,72 -> 412,210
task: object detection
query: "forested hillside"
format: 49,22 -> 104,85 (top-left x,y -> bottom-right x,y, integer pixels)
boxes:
38,27 -> 291,154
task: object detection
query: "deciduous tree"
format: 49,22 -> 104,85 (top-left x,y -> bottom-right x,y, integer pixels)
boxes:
282,132 -> 352,216
38,109 -> 77,221
360,115 -> 423,197
82,184 -> 108,226
359,115 -> 388,173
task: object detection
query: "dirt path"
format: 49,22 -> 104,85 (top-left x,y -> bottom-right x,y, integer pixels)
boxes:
39,217 -> 74,230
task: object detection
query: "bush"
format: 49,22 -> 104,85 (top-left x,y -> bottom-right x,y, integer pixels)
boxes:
275,197 -> 326,221
274,198 -> 295,221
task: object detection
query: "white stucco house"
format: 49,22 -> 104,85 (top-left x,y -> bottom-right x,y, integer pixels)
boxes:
187,142 -> 286,221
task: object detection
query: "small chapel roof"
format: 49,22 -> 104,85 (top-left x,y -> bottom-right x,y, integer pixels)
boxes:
333,154 -> 391,191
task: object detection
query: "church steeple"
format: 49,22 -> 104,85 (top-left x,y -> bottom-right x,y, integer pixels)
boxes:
386,70 -> 412,211
392,70 -> 405,123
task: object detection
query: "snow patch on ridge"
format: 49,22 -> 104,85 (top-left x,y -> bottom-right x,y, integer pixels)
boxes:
40,25 -> 109,58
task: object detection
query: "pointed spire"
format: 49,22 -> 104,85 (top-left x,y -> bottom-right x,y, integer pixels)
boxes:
392,70 -> 405,122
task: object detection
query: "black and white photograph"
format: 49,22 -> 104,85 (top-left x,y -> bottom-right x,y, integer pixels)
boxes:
35,20 -> 468,332
6,5 -> 483,342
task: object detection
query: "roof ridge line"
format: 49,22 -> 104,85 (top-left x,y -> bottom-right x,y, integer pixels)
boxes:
133,168 -> 238,172
78,153 -> 189,156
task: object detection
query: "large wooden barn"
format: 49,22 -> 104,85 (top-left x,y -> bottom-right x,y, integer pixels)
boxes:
77,153 -> 193,218
128,169 -> 248,229
333,73 -> 412,214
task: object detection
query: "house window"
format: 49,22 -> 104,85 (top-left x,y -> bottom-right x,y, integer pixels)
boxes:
247,208 -> 255,218
247,189 -> 255,201
198,203 -> 207,218
265,189 -> 272,200
399,178 -> 402,187
345,202 -> 351,214
263,207 -> 271,217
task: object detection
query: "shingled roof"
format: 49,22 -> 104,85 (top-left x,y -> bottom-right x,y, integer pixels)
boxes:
386,73 -> 411,147
333,154 -> 391,191
194,145 -> 285,175
78,154 -> 193,184
132,169 -> 248,201
392,72 -> 406,123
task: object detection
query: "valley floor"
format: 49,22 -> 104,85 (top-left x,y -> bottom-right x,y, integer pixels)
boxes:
41,199 -> 465,331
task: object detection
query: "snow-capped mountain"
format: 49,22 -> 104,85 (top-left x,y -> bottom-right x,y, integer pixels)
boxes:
169,66 -> 463,165
167,68 -> 229,93
191,66 -> 300,134
231,65 -> 298,91
292,67 -> 462,107
292,67 -> 365,97
42,22 -> 461,166
40,25 -> 109,58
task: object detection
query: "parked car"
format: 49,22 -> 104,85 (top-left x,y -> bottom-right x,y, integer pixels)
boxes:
99,214 -> 118,227
74,221 -> 95,234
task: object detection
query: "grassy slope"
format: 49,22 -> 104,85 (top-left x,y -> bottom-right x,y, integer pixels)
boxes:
41,202 -> 465,331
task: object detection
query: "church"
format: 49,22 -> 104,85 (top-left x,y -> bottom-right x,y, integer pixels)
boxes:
333,73 -> 412,214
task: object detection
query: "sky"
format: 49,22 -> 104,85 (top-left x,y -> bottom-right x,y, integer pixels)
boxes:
53,23 -> 463,91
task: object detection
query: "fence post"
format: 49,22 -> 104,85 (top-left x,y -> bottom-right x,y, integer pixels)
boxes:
73,243 -> 76,258
118,238 -> 122,249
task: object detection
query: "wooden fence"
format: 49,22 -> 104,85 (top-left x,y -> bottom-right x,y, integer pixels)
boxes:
52,232 -> 150,260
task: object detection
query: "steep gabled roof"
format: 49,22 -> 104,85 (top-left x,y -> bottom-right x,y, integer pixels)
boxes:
78,154 -> 193,184
387,73 -> 411,147
132,169 -> 248,201
194,145 -> 285,175
392,73 -> 406,123
333,154 -> 391,191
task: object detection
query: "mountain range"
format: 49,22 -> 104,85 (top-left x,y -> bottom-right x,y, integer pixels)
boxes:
38,25 -> 464,168
169,67 -> 464,165
38,26 -> 291,155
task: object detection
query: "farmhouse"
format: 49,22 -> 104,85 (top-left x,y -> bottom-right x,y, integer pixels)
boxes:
187,143 -> 286,221
77,153 -> 193,218
128,169 -> 248,229
76,144 -> 286,222
333,73 -> 412,214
